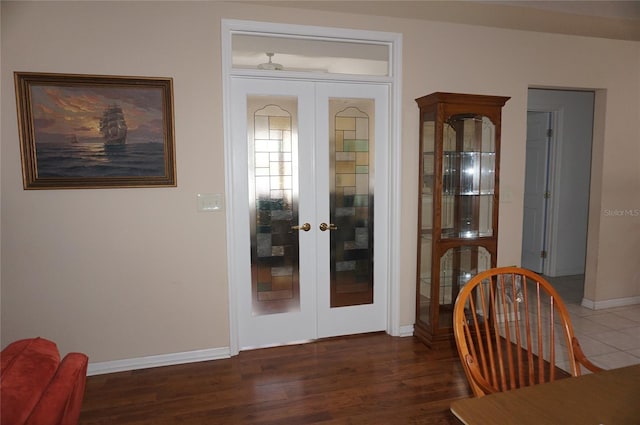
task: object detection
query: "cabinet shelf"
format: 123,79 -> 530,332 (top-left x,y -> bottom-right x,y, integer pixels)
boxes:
442,191 -> 495,196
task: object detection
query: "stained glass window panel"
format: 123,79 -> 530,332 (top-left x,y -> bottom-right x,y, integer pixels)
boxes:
248,96 -> 300,315
329,99 -> 375,307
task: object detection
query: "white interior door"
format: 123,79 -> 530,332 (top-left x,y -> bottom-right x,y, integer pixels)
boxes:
315,82 -> 388,338
230,77 -> 388,349
521,111 -> 551,272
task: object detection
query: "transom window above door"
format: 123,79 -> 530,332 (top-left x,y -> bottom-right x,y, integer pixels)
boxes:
231,34 -> 390,76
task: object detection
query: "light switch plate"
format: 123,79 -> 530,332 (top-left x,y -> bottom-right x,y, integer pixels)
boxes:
197,193 -> 223,212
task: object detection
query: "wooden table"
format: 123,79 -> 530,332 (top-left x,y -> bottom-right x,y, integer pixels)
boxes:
450,364 -> 640,425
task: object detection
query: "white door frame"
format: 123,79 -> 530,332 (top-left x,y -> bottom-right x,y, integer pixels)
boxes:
527,88 -> 594,278
221,19 -> 403,355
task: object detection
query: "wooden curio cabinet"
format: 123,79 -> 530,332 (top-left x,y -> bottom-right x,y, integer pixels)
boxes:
414,92 -> 510,348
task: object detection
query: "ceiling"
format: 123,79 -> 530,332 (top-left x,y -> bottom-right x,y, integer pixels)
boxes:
246,1 -> 640,41
487,1 -> 640,20
232,1 -> 639,73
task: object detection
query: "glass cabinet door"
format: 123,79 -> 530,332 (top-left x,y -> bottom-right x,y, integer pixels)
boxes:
418,110 -> 435,328
437,246 -> 492,330
441,114 -> 496,239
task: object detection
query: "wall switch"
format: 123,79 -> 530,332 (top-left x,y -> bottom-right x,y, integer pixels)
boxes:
197,193 -> 223,212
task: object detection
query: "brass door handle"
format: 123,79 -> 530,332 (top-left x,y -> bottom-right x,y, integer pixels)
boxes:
291,222 -> 311,232
319,223 -> 338,231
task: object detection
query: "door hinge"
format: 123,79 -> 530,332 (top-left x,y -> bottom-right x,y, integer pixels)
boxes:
547,128 -> 553,137
544,191 -> 551,199
540,250 -> 548,259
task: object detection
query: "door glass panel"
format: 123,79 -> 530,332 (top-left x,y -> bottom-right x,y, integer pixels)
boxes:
248,96 -> 299,315
329,98 -> 374,307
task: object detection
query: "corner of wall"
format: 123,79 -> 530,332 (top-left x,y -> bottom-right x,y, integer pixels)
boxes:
584,89 -> 607,300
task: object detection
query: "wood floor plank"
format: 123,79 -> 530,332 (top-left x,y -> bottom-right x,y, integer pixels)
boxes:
79,333 -> 470,424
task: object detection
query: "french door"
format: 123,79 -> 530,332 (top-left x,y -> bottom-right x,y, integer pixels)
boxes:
230,78 -> 389,349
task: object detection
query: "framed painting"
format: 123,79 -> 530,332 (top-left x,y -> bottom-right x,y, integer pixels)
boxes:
14,72 -> 176,189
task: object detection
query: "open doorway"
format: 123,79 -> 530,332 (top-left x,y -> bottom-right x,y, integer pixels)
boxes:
522,89 -> 595,303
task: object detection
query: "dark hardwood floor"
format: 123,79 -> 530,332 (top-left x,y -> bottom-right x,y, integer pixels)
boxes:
79,332 -> 471,424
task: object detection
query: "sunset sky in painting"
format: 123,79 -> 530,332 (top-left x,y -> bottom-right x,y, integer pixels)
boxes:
30,84 -> 165,144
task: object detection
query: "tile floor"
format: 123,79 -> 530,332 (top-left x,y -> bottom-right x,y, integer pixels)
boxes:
546,274 -> 640,370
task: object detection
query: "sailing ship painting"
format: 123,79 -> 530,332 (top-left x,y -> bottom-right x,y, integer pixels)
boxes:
99,104 -> 128,145
15,73 -> 176,188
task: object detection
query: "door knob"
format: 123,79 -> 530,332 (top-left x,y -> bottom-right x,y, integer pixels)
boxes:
291,222 -> 311,232
319,223 -> 338,231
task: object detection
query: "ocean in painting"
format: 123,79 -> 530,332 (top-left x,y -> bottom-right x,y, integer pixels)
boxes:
36,142 -> 166,177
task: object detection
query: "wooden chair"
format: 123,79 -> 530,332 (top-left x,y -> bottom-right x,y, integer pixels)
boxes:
452,266 -> 603,397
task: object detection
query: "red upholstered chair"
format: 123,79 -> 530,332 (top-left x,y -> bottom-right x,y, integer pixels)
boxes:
1,337 -> 88,425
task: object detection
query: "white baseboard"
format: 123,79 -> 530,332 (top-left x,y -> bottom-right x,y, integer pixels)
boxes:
581,295 -> 640,310
398,324 -> 414,337
87,346 -> 231,376
87,327 -> 421,376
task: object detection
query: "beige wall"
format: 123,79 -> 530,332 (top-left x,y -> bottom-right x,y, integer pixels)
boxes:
2,1 -> 639,363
